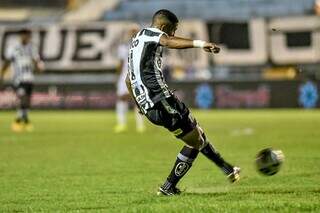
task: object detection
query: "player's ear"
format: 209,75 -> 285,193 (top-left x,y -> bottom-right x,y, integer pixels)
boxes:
159,34 -> 169,47
159,24 -> 166,32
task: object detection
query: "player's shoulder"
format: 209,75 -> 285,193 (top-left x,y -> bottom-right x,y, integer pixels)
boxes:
8,43 -> 21,56
139,27 -> 166,37
144,27 -> 163,32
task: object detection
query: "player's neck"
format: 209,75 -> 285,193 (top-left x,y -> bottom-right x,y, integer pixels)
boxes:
151,24 -> 161,30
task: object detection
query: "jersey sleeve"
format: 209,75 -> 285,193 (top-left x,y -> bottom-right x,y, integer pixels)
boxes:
143,29 -> 167,44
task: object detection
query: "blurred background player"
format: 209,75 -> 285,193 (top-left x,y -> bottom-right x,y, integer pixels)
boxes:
0,29 -> 44,132
126,9 -> 240,195
114,26 -> 145,133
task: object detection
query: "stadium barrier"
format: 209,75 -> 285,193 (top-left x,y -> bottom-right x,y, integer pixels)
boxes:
0,80 -> 319,109
0,16 -> 319,72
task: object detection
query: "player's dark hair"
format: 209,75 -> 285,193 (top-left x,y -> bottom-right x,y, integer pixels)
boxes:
19,28 -> 31,35
152,9 -> 179,25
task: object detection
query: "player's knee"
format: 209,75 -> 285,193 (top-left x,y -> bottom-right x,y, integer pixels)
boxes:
197,126 -> 208,150
192,132 -> 203,150
182,127 -> 206,150
181,128 -> 197,149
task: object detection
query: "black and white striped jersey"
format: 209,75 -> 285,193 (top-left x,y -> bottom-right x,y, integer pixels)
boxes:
7,42 -> 39,85
128,27 -> 172,114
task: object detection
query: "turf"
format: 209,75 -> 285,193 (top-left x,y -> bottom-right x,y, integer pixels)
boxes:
0,110 -> 319,212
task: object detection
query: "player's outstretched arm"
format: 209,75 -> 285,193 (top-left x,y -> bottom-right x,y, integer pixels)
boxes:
159,34 -> 220,53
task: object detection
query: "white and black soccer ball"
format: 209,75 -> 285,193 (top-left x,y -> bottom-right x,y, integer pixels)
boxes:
255,148 -> 284,176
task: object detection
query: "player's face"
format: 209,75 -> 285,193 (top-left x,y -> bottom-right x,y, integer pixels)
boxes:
21,33 -> 31,45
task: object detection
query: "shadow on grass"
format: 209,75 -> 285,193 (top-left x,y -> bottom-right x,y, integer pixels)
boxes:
67,206 -> 112,211
184,188 -> 320,197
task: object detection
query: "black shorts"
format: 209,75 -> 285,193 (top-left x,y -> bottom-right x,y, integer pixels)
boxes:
145,96 -> 197,138
15,82 -> 33,97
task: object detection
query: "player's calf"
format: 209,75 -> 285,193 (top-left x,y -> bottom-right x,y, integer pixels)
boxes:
20,96 -> 31,124
16,89 -> 31,124
186,126 -> 240,181
158,145 -> 199,196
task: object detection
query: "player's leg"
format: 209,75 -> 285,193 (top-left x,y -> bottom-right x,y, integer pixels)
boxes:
16,100 -> 24,124
148,97 -> 201,195
153,97 -> 239,195
167,98 -> 239,181
21,83 -> 33,131
20,95 -> 30,123
195,126 -> 240,182
159,126 -> 239,195
114,77 -> 129,133
134,107 -> 145,133
114,95 -> 128,133
158,128 -> 200,195
12,83 -> 27,131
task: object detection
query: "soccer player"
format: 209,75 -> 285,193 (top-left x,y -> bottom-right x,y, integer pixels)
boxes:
126,9 -> 240,195
0,29 -> 44,132
114,26 -> 145,133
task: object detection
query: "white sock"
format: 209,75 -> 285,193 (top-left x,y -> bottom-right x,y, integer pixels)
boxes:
116,100 -> 128,126
22,109 -> 28,120
135,107 -> 144,129
17,109 -> 23,120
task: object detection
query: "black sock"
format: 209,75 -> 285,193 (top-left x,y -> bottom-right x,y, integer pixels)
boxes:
162,146 -> 199,190
200,133 -> 234,175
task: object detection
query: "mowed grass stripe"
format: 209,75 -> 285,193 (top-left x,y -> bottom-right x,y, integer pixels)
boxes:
0,110 -> 319,212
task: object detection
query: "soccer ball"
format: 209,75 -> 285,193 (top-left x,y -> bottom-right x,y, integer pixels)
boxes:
255,148 -> 284,176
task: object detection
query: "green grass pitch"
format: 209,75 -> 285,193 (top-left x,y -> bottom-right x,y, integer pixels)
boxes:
0,110 -> 319,212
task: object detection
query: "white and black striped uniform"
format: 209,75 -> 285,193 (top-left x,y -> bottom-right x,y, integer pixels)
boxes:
7,42 -> 39,85
128,27 -> 172,114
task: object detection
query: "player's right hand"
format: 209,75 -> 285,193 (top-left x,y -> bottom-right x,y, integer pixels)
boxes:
203,42 -> 220,54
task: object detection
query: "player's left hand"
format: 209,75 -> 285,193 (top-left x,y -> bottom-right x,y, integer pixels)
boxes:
203,42 -> 220,54
37,61 -> 45,72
